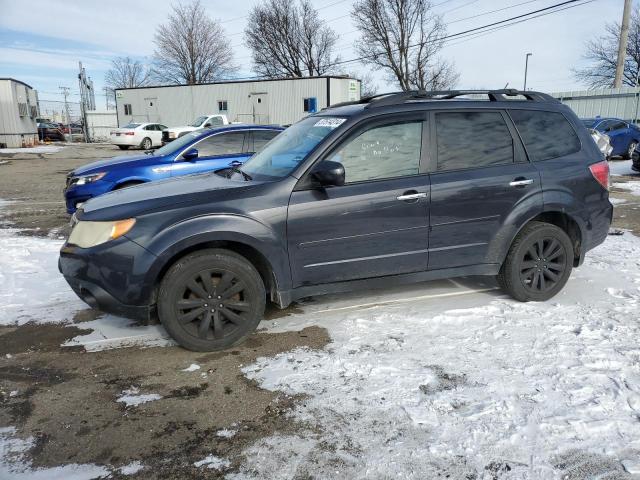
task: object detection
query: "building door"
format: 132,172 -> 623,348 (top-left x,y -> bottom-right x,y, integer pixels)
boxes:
144,97 -> 159,122
251,93 -> 269,124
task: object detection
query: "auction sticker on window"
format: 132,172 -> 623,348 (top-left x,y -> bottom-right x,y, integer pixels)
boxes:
314,118 -> 346,129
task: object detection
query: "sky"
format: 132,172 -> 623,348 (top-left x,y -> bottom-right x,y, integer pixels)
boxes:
0,0 -> 625,112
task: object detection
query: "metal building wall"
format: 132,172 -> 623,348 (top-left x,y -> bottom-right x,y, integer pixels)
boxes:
552,88 -> 640,122
115,77 -> 360,128
86,110 -> 118,142
0,79 -> 38,148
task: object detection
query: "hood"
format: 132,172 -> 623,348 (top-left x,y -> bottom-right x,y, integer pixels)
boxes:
72,153 -> 151,176
81,172 -> 255,219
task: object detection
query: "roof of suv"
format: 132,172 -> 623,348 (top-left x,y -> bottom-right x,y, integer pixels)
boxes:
320,89 -> 560,117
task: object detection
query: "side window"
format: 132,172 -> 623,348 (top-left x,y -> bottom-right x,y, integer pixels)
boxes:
218,101 -> 228,112
192,132 -> 246,157
325,121 -> 422,183
252,130 -> 280,152
510,110 -> 581,161
435,111 -> 513,171
206,117 -> 224,127
159,125 -> 168,130
144,125 -> 154,130
610,120 -> 627,131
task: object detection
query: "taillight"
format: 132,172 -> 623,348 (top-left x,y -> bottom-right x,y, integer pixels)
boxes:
110,130 -> 117,135
124,131 -> 135,136
589,160 -> 610,190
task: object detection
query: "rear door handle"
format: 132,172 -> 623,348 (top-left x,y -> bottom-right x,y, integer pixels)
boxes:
509,178 -> 534,187
397,192 -> 428,201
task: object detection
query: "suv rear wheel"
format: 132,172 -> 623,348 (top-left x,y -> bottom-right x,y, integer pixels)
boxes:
158,249 -> 266,351
497,221 -> 573,302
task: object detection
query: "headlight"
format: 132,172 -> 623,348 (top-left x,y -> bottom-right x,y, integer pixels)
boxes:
67,218 -> 136,248
70,172 -> 106,187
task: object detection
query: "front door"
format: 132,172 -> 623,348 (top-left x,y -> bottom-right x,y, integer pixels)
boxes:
171,131 -> 250,176
287,117 -> 430,287
251,93 -> 269,124
427,110 -> 543,270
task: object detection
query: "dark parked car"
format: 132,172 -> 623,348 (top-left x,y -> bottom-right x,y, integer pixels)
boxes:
59,89 -> 612,351
581,117 -> 640,158
37,122 -> 65,141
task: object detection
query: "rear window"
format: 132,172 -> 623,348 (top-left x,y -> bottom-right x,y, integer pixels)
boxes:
435,111 -> 514,171
123,123 -> 140,129
510,110 -> 581,161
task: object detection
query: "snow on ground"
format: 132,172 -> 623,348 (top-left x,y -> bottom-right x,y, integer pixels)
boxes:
193,454 -> 230,470
116,387 -> 162,407
182,363 -> 201,372
0,427 -> 110,479
0,228 -> 85,325
609,159 -> 635,176
235,233 -> 640,479
0,146 -> 64,154
614,181 -> 640,196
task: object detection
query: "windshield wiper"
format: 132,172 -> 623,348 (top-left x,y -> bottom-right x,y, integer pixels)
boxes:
228,167 -> 252,181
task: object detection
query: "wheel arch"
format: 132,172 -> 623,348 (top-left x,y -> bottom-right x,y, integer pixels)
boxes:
111,177 -> 149,190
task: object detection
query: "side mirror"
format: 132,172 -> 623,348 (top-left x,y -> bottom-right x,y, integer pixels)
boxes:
310,160 -> 345,187
183,148 -> 199,161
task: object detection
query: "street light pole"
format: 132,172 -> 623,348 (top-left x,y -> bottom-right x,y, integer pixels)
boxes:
523,53 -> 533,91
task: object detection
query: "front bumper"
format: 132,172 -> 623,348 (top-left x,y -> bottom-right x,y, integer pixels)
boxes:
64,180 -> 115,214
59,236 -> 158,321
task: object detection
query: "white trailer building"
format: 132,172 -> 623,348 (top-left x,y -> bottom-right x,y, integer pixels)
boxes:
0,78 -> 39,148
114,76 -> 361,128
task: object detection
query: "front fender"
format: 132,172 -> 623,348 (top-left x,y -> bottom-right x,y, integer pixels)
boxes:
136,214 -> 290,302
112,176 -> 149,188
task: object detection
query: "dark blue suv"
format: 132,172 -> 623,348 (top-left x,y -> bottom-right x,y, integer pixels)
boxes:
59,90 -> 612,351
63,125 -> 283,213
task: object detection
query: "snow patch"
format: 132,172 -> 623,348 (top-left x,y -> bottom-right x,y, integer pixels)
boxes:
613,180 -> 640,196
609,197 -> 627,205
116,387 -> 162,407
0,426 -> 110,479
193,454 -> 230,470
216,428 -> 237,439
238,233 -> 640,478
0,146 -> 64,154
117,461 -> 144,475
182,363 -> 200,372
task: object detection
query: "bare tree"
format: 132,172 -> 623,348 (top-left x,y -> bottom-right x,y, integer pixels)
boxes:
104,57 -> 151,94
351,0 -> 458,91
153,0 -> 236,85
245,0 -> 339,78
574,6 -> 640,88
347,70 -> 379,97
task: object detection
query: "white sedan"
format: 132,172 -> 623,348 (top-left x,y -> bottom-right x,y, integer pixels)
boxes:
110,122 -> 168,150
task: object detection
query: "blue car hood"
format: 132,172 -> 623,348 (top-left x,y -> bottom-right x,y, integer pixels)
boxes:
81,172 -> 253,219
73,153 -> 152,175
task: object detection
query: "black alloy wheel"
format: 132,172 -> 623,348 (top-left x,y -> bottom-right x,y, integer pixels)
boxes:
497,221 -> 573,302
158,249 -> 265,351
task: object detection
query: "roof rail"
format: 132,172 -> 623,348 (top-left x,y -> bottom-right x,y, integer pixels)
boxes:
326,89 -> 557,110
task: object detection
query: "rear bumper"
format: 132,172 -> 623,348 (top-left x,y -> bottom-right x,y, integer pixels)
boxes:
581,200 -> 613,263
110,136 -> 139,146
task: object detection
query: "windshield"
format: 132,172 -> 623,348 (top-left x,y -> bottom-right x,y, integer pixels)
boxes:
123,123 -> 141,129
153,131 -> 202,156
190,116 -> 207,127
240,116 -> 346,180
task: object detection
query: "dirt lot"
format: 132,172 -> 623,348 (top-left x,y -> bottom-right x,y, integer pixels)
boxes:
1,144 -> 640,478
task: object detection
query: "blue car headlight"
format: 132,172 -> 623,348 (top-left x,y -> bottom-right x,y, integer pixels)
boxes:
69,172 -> 107,187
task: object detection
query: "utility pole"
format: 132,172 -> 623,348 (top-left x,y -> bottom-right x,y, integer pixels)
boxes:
523,53 -> 533,91
59,86 -> 72,143
615,0 -> 632,88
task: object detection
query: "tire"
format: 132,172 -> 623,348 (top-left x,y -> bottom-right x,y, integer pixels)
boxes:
141,137 -> 152,150
157,249 -> 266,351
497,221 -> 573,302
118,145 -> 130,150
625,141 -> 638,160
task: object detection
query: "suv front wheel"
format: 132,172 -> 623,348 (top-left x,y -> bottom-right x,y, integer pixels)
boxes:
497,221 -> 573,302
158,249 -> 266,351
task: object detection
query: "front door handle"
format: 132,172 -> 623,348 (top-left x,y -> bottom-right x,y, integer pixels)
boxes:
509,178 -> 534,187
397,192 -> 428,201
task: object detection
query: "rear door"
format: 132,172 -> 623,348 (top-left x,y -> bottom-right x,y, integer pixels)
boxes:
287,114 -> 431,286
171,131 -> 250,176
427,110 -> 542,270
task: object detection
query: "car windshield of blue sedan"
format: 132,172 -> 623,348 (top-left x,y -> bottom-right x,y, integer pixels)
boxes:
239,116 -> 346,180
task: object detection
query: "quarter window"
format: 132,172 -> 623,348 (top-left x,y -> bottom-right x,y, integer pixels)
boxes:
325,121 -> 422,183
191,132 -> 246,157
435,112 -> 513,171
509,110 -> 581,161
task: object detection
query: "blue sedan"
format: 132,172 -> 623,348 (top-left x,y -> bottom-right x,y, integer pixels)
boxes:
582,117 -> 640,159
64,124 -> 283,213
